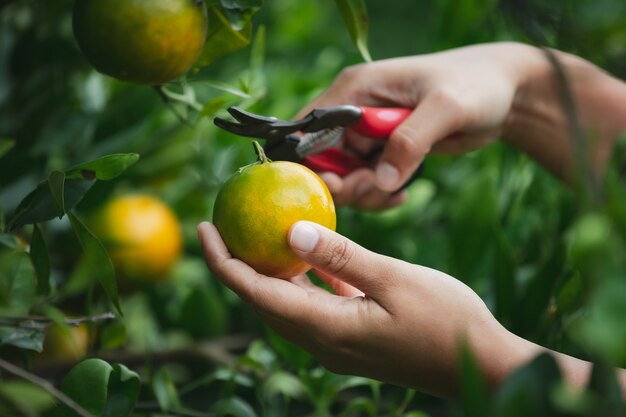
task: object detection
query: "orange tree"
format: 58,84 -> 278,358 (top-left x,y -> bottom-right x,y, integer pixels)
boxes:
1,0 -> 626,416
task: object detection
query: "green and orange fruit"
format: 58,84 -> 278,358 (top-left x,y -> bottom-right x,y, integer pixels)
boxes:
213,143 -> 336,278
73,0 -> 208,85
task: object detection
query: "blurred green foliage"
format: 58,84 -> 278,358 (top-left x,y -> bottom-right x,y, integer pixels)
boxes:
0,0 -> 625,416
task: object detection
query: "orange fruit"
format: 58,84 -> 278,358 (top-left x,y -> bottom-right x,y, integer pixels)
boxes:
72,0 -> 208,85
213,143 -> 336,278
91,194 -> 183,281
41,323 -> 89,362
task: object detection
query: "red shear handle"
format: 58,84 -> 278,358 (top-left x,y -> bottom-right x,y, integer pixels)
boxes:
353,107 -> 412,138
303,149 -> 367,177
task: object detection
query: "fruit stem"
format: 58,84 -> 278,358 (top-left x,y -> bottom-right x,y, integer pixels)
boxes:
252,141 -> 271,164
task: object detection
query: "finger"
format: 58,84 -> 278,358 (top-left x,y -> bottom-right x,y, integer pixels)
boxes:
312,268 -> 365,298
288,221 -> 402,302
286,274 -> 328,295
317,172 -> 343,196
197,222 -> 318,324
327,169 -> 407,211
318,169 -> 371,207
375,93 -> 463,191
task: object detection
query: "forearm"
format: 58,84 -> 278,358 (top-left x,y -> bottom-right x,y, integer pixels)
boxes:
504,46 -> 626,182
475,325 -> 626,396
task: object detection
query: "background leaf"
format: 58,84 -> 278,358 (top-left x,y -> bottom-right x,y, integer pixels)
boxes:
65,153 -> 140,181
152,367 -> 182,412
68,213 -> 121,316
0,138 -> 14,159
29,224 -> 50,295
7,179 -> 94,232
60,358 -> 140,417
48,170 -> 66,218
334,0 -> 372,62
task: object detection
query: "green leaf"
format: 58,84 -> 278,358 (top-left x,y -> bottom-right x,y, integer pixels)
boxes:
334,0 -> 372,62
0,327 -> 45,351
0,250 -> 37,316
211,397 -> 257,417
7,179 -> 94,232
29,224 -> 50,295
65,153 -> 140,181
574,278 -> 626,363
459,341 -> 490,417
339,397 -> 376,417
266,327 -> 312,370
48,170 -> 66,218
200,97 -> 230,118
68,213 -> 122,316
99,323 -> 127,350
0,234 -> 20,249
493,229 -> 516,325
586,361 -> 625,416
180,287 -> 228,338
7,153 -> 138,232
196,6 -> 253,68
262,371 -> 305,401
152,367 -> 182,412
0,381 -> 56,415
493,353 -> 562,417
103,364 -> 141,417
219,0 -> 263,9
60,358 -> 140,417
0,138 -> 14,159
217,0 -> 262,30
249,24 -> 265,72
512,241 -> 566,337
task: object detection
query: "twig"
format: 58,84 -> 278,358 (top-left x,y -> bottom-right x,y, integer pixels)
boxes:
31,334 -> 252,379
0,312 -> 115,330
0,358 -> 95,417
153,85 -> 195,127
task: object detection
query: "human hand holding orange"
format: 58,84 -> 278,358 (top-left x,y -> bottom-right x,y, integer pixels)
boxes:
198,220 -> 602,397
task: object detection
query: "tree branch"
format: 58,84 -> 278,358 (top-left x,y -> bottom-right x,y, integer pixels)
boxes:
31,334 -> 252,379
0,312 -> 115,330
0,358 -> 95,417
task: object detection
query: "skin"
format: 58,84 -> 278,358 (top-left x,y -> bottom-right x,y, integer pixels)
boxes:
295,42 -> 626,210
199,42 -> 626,398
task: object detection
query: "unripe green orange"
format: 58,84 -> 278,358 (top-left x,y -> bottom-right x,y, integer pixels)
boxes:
73,0 -> 208,85
213,144 -> 336,278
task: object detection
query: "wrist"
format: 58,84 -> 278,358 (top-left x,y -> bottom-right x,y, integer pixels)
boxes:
468,320 -> 539,391
502,45 -> 626,180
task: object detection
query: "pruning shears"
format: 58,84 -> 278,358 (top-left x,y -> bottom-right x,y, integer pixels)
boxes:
213,105 -> 412,177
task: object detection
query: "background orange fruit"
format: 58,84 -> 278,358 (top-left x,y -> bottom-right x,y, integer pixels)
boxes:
91,194 -> 183,281
72,0 -> 208,85
213,148 -> 336,279
40,323 -> 89,362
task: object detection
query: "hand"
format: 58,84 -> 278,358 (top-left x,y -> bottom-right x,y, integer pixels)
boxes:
305,42 -> 626,208
198,221 -> 521,398
300,42 -> 537,208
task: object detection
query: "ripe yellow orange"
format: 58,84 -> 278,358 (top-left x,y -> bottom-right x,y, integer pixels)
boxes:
91,194 -> 183,281
72,0 -> 208,85
41,323 -> 89,362
213,143 -> 336,278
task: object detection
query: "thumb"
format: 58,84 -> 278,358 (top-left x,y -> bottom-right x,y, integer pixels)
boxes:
375,95 -> 462,191
288,221 -> 397,300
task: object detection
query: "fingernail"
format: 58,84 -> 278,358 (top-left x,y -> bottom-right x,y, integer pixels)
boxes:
376,162 -> 399,190
197,221 -> 209,233
289,221 -> 319,253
